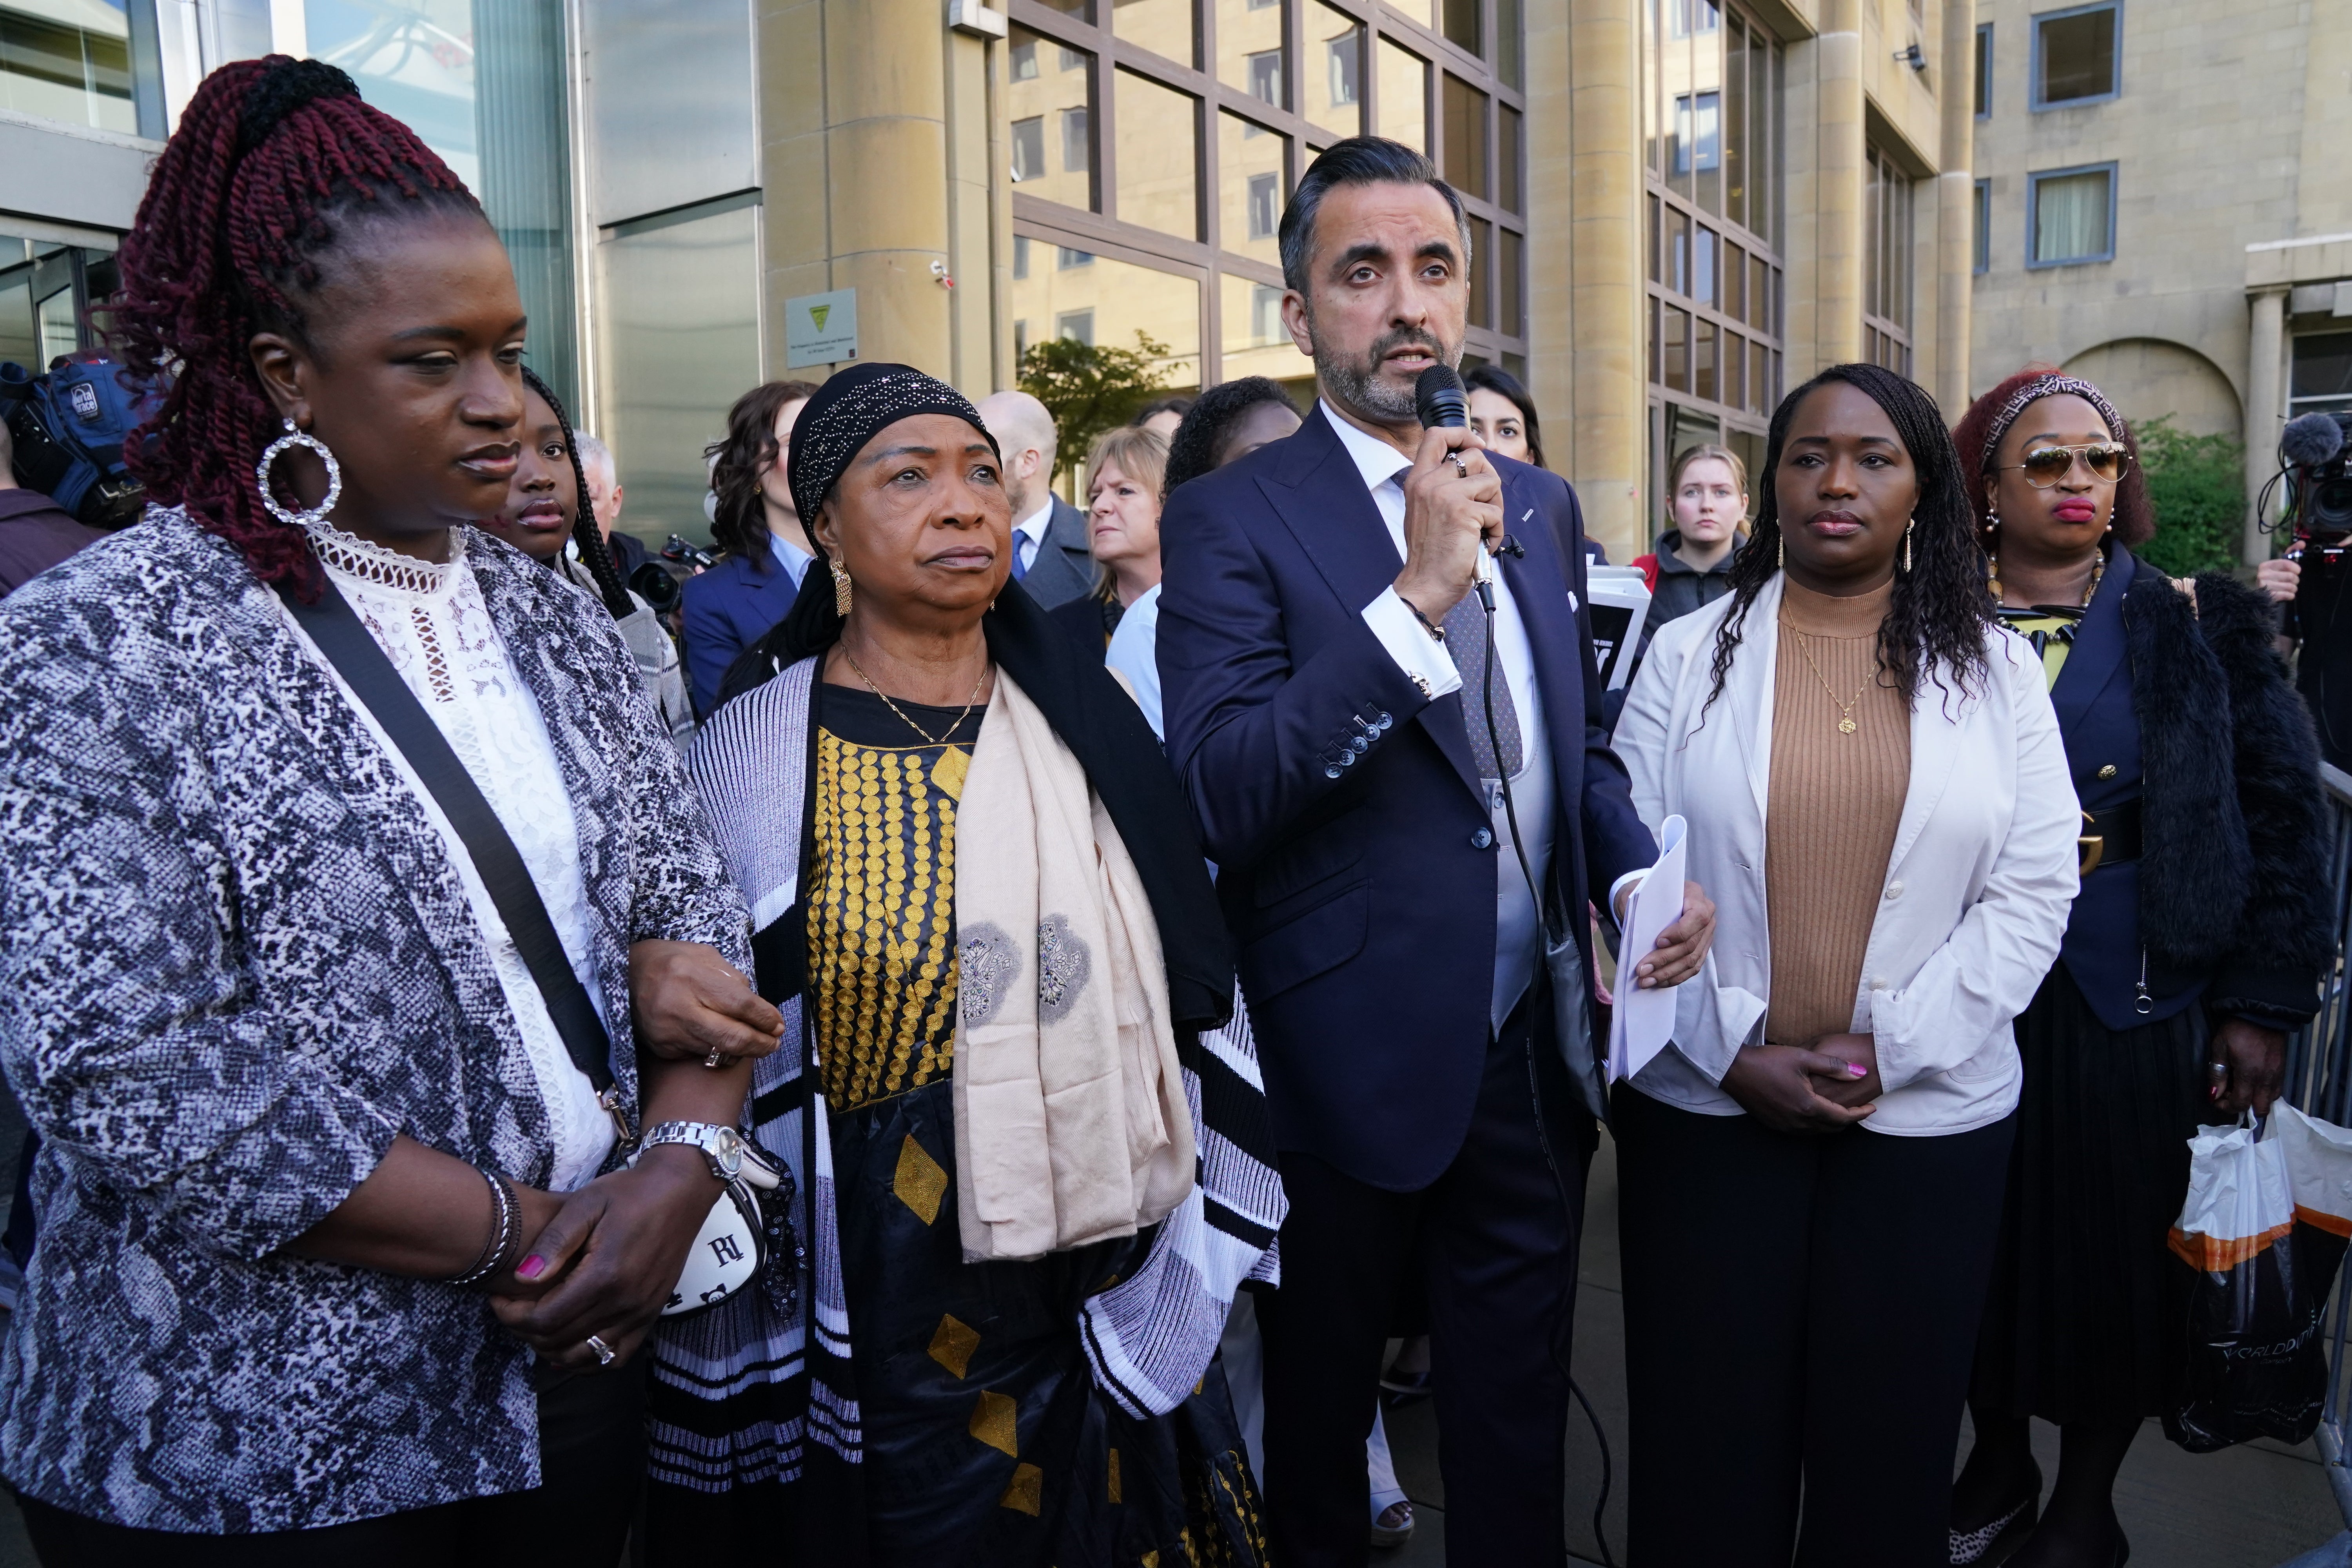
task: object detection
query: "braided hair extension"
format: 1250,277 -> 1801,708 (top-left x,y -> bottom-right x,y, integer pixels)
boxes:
107,55 -> 483,593
1700,362 -> 1995,718
1162,377 -> 1301,497
519,365 -> 633,619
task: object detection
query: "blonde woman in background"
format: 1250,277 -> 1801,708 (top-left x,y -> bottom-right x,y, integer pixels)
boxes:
1049,423 -> 1168,652
1634,441 -> 1750,634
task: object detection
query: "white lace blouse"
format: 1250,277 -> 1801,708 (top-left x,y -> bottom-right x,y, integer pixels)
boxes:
284,525 -> 617,1191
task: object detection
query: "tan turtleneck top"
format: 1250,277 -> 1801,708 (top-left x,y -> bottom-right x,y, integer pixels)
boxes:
1764,577 -> 1912,1047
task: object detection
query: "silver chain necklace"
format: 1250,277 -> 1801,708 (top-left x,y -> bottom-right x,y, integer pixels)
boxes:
302,519 -> 458,595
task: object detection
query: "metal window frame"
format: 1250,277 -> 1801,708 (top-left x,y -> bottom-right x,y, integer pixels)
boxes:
2024,159 -> 2117,269
1642,0 -> 1783,450
1973,176 -> 1990,274
2029,0 -> 2122,112
1005,0 -> 1529,385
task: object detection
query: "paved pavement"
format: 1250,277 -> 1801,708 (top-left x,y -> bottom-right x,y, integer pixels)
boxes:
0,1096 -> 2335,1564
1378,1129 -> 2349,1566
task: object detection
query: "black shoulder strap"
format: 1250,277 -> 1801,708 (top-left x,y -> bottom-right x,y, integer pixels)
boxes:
278,574 -> 621,1109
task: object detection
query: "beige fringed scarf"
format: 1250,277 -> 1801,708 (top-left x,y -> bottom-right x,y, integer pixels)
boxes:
950,669 -> 1196,1263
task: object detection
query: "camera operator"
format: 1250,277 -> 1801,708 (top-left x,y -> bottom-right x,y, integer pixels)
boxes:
2256,410 -> 2352,770
0,417 -> 104,597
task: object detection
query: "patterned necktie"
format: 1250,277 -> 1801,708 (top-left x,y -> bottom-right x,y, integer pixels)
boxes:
1442,590 -> 1524,784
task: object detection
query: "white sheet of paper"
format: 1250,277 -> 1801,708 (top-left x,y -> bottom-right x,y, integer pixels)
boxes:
1608,815 -> 1687,1083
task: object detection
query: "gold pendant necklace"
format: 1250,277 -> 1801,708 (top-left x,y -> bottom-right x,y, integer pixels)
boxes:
841,649 -> 990,746
1790,629 -> 1871,735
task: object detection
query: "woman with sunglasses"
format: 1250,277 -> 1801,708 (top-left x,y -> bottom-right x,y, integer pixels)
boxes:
1946,369 -> 2329,1568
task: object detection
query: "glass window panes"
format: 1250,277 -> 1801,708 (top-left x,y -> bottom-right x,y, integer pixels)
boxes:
1499,227 -> 1524,336
2292,333 -> 2352,414
1442,75 -> 1488,200
1497,0 -> 1523,87
1113,0 -> 1194,65
2036,5 -> 2117,105
1014,248 -> 1203,392
1443,0 -> 1479,54
1311,4 -> 1364,138
1221,272 -> 1316,382
2031,166 -> 2112,264
1220,111 -> 1287,263
1499,105 -> 1523,211
1116,70 -> 1199,239
1864,143 -> 1911,332
1218,0 -> 1286,107
597,203 -> 759,543
1975,23 -> 1992,116
1973,180 -> 1990,273
1008,26 -> 1096,211
1378,38 -> 1428,152
1468,215 -> 1492,327
0,0 -> 138,134
1662,307 -> 1689,392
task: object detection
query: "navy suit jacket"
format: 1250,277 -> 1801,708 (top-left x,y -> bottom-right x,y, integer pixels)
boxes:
679,546 -> 808,717
2047,545 -> 2205,1029
1158,405 -> 1655,1191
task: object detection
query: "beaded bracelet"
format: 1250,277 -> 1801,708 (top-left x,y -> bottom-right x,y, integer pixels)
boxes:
446,1166 -> 520,1289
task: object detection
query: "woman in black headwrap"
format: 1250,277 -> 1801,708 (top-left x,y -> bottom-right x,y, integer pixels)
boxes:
644,364 -> 1279,1566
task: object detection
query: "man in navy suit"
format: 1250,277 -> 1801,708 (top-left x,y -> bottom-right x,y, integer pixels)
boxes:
1158,138 -> 1716,1565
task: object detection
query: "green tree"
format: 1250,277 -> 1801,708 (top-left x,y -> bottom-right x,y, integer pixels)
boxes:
2133,415 -> 2245,577
1017,331 -> 1174,489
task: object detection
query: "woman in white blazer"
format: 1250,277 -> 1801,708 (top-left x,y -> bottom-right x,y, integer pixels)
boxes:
1609,364 -> 2081,1568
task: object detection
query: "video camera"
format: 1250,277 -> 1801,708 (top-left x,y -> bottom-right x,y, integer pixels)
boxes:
0,356 -> 159,530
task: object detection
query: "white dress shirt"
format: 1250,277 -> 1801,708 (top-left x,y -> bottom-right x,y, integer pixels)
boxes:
1327,403 -> 1559,1030
770,530 -> 815,590
1012,495 -> 1056,577
1106,582 -> 1165,738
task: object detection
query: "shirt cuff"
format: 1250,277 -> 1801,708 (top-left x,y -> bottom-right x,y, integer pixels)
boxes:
1608,868 -> 1648,922
1361,588 -> 1463,698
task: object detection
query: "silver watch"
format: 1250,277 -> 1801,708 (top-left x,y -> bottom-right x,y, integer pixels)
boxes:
639,1120 -> 776,1187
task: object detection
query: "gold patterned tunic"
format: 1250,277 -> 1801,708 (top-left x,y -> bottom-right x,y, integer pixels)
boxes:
806,685 -> 979,1112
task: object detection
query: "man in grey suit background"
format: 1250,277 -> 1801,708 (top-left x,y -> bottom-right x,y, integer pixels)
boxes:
978,389 -> 1095,608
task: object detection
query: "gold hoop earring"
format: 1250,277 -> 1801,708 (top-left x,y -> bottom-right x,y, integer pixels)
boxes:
830,557 -> 853,617
1903,518 -> 1916,575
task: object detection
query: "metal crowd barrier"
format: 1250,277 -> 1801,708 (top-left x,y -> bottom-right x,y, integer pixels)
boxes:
2289,762 -> 2352,1525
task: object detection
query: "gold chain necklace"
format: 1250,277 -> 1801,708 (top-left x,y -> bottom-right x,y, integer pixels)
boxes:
840,650 -> 989,746
1789,629 -> 1873,735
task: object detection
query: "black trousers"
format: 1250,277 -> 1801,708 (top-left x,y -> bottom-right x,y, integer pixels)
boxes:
1614,1087 -> 2016,1568
1258,993 -> 1593,1568
18,1359 -> 646,1568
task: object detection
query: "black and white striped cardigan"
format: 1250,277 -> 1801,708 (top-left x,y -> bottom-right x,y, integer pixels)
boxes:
648,655 -> 1283,1500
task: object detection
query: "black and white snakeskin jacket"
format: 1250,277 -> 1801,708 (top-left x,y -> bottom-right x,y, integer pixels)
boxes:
0,511 -> 751,1532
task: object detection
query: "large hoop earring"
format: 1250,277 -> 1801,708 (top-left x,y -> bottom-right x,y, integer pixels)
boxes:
255,418 -> 341,528
830,557 -> 853,617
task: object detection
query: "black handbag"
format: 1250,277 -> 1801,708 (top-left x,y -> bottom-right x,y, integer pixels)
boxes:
278,572 -> 786,1314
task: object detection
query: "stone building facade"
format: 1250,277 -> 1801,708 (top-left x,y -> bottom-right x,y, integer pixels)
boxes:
1966,0 -> 2352,560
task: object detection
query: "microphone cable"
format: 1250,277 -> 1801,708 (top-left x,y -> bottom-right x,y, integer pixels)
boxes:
1477,571 -> 1621,1568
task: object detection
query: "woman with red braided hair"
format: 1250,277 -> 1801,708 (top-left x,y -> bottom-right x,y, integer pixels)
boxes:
0,55 -> 787,1561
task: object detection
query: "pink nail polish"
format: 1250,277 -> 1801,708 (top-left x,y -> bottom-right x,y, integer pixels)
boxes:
517,1255 -> 546,1280
1848,1063 -> 1867,1078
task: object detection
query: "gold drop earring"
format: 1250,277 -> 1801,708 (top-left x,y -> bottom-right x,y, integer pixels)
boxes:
1777,530 -> 1784,573
830,557 -> 853,616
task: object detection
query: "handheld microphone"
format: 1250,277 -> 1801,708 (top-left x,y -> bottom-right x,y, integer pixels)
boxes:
1414,363 -> 1495,607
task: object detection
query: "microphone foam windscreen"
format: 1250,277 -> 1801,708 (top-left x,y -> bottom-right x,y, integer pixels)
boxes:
2283,411 -> 2346,468
1414,364 -> 1468,429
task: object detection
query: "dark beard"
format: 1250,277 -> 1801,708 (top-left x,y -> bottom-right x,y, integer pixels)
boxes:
1308,316 -> 1461,423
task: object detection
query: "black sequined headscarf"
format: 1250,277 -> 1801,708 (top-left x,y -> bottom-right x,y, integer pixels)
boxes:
783,361 -> 1000,526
